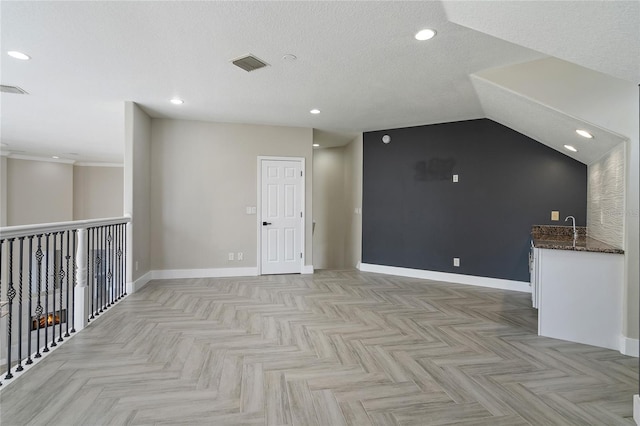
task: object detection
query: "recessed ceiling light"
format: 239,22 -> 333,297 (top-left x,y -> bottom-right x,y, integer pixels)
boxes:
575,129 -> 593,139
313,143 -> 320,147
310,109 -> 320,114
8,50 -> 30,60
52,156 -> 60,159
415,29 -> 436,41
170,98 -> 184,105
283,54 -> 297,61
564,145 -> 578,152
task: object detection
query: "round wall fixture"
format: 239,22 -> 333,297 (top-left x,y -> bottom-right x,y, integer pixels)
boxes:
382,135 -> 391,144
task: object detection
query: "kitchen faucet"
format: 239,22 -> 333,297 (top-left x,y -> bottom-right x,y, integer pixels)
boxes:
565,215 -> 577,240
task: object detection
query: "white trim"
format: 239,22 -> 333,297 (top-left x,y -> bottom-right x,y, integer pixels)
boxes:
620,335 -> 640,357
0,215 -> 131,239
7,153 -> 76,164
634,395 -> 640,425
75,162 -> 124,168
302,265 -> 314,274
358,263 -> 531,293
127,270 -> 153,294
257,156 -> 306,276
151,267 -> 259,280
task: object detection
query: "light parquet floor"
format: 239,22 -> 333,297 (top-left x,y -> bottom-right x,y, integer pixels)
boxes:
0,269 -> 637,425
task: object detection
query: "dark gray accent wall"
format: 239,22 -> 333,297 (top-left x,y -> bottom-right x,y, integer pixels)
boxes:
362,118 -> 587,282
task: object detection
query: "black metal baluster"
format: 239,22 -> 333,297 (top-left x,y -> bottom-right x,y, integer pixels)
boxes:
26,236 -> 34,365
114,225 -> 119,301
89,227 -> 95,321
117,224 -> 123,299
116,224 -> 121,299
16,237 -> 25,372
57,232 -> 64,343
43,233 -> 50,353
102,225 -> 107,311
102,225 -> 107,310
123,223 -> 128,296
112,225 -> 116,304
112,225 -> 116,303
34,235 -> 43,358
70,229 -> 77,333
96,226 -> 102,315
5,239 -> 16,379
107,225 -> 112,307
50,232 -> 57,347
64,230 -> 71,337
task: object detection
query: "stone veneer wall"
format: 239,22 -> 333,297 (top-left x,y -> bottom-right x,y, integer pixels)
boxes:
588,143 -> 625,248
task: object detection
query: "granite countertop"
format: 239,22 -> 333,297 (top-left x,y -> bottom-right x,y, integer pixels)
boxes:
531,225 -> 624,254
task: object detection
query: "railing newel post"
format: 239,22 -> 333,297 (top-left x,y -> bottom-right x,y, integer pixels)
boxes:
74,227 -> 89,332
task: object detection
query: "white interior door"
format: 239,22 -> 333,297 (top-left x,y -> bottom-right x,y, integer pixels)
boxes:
260,159 -> 303,275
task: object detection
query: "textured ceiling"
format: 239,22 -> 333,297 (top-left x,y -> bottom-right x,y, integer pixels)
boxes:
0,1 -> 637,163
443,0 -> 640,83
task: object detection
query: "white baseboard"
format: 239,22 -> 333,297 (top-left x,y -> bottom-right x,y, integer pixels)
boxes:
634,395 -> 640,425
358,263 -> 531,293
620,336 -> 640,357
127,270 -> 152,294
302,265 -> 314,274
151,267 -> 259,280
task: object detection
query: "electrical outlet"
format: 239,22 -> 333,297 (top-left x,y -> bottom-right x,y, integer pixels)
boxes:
228,252 -> 234,261
452,174 -> 459,183
453,258 -> 460,267
551,211 -> 560,221
246,206 -> 252,214
237,252 -> 243,261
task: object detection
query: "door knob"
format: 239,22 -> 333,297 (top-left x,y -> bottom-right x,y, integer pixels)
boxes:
262,221 -> 272,226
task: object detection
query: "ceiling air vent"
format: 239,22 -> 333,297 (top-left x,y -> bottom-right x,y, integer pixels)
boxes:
0,85 -> 28,95
231,54 -> 269,72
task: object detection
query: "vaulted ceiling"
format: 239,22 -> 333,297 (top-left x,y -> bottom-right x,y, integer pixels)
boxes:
1,1 -> 638,163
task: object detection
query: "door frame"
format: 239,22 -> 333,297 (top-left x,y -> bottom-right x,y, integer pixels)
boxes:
256,156 -> 306,275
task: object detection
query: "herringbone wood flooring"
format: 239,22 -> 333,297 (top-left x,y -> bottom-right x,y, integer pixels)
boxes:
0,270 -> 636,425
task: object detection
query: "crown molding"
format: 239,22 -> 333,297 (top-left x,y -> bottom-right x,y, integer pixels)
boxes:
74,162 -> 124,167
7,153 -> 76,164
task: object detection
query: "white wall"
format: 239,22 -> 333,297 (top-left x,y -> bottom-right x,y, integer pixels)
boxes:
344,135 -> 363,268
124,102 -> 152,283
313,147 -> 347,269
6,158 -> 73,226
73,165 -> 124,220
1,156 -> 7,227
150,118 -> 313,271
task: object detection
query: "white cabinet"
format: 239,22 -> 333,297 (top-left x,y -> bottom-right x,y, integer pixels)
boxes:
535,247 -> 624,351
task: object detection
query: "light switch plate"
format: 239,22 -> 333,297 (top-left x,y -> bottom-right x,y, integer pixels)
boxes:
551,211 -> 559,221
453,257 -> 460,267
